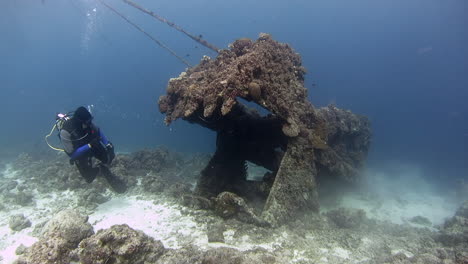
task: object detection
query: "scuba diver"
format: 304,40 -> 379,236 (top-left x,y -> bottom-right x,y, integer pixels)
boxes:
47,106 -> 127,193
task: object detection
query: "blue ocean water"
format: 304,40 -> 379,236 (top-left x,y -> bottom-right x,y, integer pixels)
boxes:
0,0 -> 466,187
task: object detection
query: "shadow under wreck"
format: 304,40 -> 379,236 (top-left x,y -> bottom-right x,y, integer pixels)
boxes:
158,33 -> 371,226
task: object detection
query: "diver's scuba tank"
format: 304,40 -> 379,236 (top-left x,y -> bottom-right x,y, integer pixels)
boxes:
55,113 -> 71,130
45,112 -> 73,151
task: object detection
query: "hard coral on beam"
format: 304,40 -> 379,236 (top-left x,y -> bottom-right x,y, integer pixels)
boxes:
158,33 -> 371,226
316,105 -> 372,182
158,32 -> 312,132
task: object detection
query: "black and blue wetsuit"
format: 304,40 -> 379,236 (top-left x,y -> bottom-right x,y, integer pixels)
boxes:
60,119 -> 113,183
59,107 -> 124,192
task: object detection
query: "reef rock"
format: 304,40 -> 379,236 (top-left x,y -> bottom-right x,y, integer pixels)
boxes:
409,215 -> 432,226
159,33 -> 371,226
325,207 -> 367,229
156,246 -> 276,264
9,214 -> 31,232
77,189 -> 111,211
10,153 -> 99,193
436,201 -> 468,247
315,105 -> 371,182
214,191 -> 269,227
127,148 -> 175,172
182,194 -> 214,209
15,209 -> 94,264
77,224 -> 165,264
207,221 -> 226,243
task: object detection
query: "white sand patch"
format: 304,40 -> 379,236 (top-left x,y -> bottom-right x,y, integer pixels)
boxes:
89,196 -> 289,253
0,163 -> 83,264
391,249 -> 414,258
318,248 -> 352,263
2,164 -> 18,179
291,249 -> 310,263
332,247 -> 350,259
319,248 -> 329,254
1,190 -> 290,263
341,191 -> 454,226
222,229 -> 283,252
335,164 -> 457,226
0,230 -> 37,264
0,188 -> 79,264
89,196 -> 208,249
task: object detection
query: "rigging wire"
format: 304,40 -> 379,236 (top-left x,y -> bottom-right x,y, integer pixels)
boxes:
123,0 -> 220,53
97,0 -> 192,67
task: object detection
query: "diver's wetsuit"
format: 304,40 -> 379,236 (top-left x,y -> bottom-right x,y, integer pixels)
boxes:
60,119 -> 103,182
60,114 -> 126,193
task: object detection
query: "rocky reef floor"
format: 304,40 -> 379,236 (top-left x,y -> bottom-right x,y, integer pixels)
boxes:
0,149 -> 466,264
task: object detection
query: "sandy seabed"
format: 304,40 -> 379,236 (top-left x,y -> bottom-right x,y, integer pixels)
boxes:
0,152 -> 466,264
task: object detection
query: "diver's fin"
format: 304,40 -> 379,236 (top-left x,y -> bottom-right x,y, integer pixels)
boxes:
99,165 -> 128,193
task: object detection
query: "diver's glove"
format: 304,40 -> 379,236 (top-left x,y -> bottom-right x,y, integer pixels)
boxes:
89,138 -> 102,149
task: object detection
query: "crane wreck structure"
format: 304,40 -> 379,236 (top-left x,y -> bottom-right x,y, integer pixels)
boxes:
159,34 -> 371,226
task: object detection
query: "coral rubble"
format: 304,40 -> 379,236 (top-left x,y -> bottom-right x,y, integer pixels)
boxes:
15,210 -> 94,264
159,33 -> 371,226
13,203 -> 468,264
2,151 -> 466,264
8,214 -> 31,232
77,224 -> 165,264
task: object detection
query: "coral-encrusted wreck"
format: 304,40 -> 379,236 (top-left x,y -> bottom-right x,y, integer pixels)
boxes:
159,34 -> 371,226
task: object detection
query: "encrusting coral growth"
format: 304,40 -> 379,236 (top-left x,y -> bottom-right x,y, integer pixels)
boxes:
3,150 -> 466,263
159,33 -> 371,226
15,210 -> 94,264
